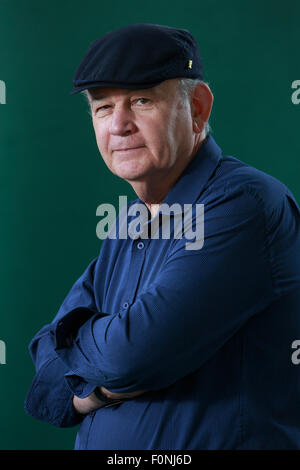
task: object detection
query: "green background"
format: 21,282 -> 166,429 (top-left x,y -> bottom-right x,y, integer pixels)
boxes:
0,0 -> 299,450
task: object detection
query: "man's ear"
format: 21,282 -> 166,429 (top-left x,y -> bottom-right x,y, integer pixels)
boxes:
191,82 -> 214,134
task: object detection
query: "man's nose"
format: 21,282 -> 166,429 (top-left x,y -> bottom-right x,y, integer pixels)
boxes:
109,107 -> 137,136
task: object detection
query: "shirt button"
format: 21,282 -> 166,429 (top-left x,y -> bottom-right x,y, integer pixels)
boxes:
137,241 -> 144,250
123,302 -> 129,308
65,336 -> 73,347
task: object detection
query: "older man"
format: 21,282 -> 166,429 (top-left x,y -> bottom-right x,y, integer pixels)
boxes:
25,24 -> 300,450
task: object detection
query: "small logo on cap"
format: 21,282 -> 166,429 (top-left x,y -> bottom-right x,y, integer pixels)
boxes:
188,60 -> 193,69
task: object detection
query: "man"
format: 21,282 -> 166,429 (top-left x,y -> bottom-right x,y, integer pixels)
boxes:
25,24 -> 300,450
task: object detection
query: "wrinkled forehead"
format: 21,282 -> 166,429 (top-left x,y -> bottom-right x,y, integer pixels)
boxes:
87,78 -> 181,103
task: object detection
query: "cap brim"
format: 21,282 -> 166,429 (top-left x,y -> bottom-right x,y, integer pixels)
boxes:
70,80 -> 164,95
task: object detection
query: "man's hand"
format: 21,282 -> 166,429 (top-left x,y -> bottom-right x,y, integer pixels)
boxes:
72,392 -> 110,415
73,387 -> 149,415
99,385 -> 149,400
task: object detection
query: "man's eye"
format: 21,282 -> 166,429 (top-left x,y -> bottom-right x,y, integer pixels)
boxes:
135,98 -> 150,105
95,105 -> 111,113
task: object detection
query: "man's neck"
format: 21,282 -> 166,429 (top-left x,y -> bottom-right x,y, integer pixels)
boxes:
130,134 -> 208,217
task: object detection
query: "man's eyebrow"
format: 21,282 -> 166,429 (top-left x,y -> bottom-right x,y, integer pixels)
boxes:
89,95 -> 106,103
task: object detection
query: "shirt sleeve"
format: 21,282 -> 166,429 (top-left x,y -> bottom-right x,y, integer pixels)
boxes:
24,325 -> 85,427
24,257 -> 100,427
52,181 -> 294,394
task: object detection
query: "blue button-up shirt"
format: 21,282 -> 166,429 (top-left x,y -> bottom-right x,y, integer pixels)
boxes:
25,135 -> 300,449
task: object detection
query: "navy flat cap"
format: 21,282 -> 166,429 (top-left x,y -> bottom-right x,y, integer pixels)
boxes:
70,23 -> 203,94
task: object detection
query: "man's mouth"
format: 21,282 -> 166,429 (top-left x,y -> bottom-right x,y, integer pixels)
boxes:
113,146 -> 145,152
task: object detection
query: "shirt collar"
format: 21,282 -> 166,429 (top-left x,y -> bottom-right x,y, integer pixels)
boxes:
161,134 -> 222,210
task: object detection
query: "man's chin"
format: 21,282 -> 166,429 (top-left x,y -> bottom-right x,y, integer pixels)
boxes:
119,173 -> 149,182
113,165 -> 152,182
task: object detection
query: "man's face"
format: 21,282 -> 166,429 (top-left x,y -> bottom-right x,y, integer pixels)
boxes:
88,79 -> 196,182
